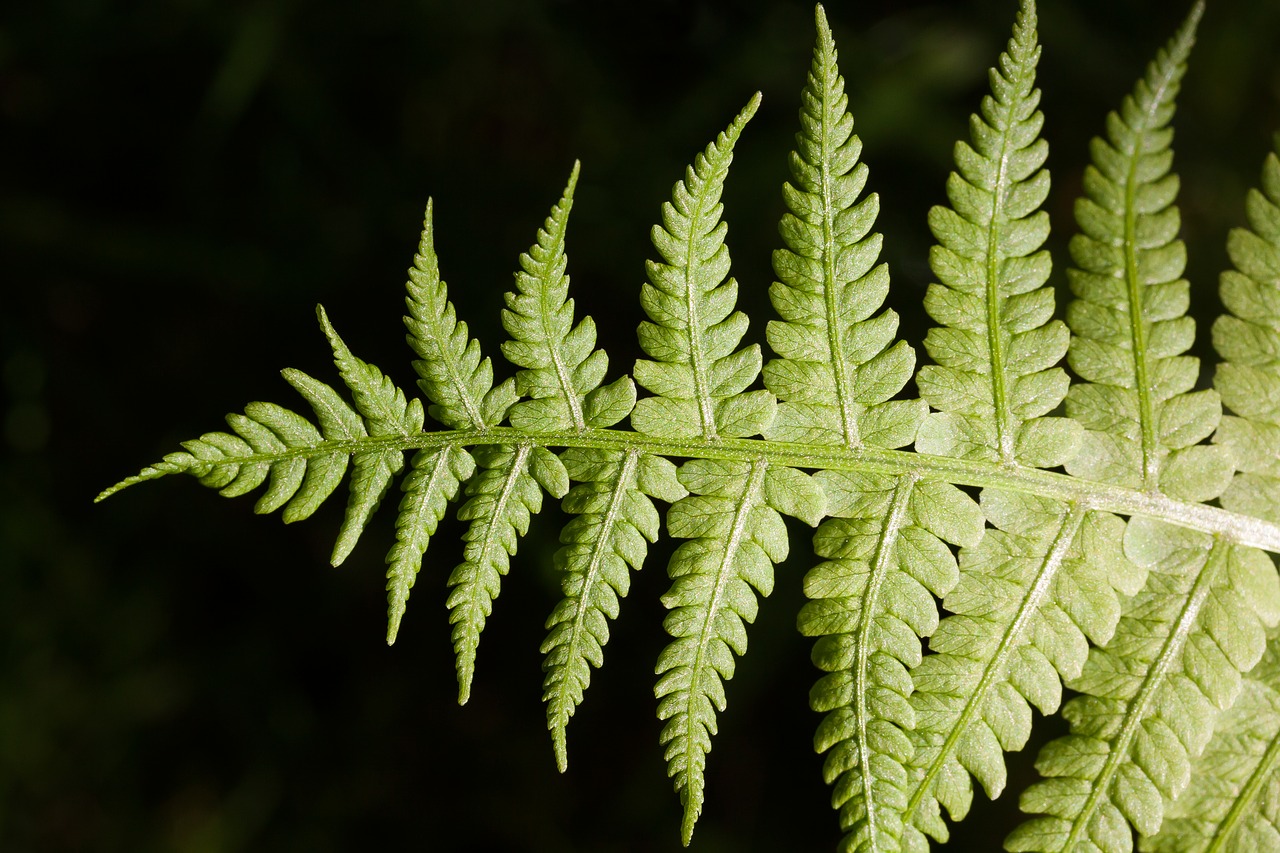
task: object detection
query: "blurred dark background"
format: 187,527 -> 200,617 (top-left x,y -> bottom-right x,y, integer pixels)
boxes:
3,0 -> 1279,850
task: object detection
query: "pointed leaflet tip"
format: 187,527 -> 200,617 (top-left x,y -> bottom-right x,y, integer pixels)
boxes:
680,802 -> 698,847
1173,0 -> 1205,55
553,727 -> 568,773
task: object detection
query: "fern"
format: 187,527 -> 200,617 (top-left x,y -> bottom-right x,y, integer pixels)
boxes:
97,1 -> 1280,850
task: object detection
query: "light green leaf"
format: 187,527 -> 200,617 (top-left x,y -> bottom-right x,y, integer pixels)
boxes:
632,93 -> 774,443
1062,0 -> 1230,502
763,5 -> 924,452
404,199 -> 515,431
915,0 -> 1075,469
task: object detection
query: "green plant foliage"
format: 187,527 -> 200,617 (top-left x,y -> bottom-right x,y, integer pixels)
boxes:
97,1 -> 1280,850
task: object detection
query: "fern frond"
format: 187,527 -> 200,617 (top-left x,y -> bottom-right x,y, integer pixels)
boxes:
906,494 -> 1144,846
94,5 -> 1280,850
1008,521 -> 1280,852
1143,637 -> 1280,852
501,161 -> 637,432
1213,139 -> 1280,524
1062,0 -> 1231,501
541,448 -> 687,771
656,457 -> 824,845
764,5 -> 924,452
915,0 -> 1077,469
314,306 -> 425,565
631,92 -> 776,442
801,469 -> 982,852
404,199 -> 518,431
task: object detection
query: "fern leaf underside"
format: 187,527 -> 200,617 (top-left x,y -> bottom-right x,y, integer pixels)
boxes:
96,2 -> 1280,851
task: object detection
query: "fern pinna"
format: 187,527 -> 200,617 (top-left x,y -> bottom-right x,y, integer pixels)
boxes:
98,1 -> 1280,849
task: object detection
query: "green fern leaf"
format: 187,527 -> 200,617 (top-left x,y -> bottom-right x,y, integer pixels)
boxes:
631,92 -> 776,442
656,456 -> 824,845
97,308 -> 424,555
802,469 -> 981,853
404,199 -> 517,431
448,443 -> 567,702
915,0 -> 1078,469
906,493 -> 1144,846
763,6 -> 924,452
1009,521 -> 1280,852
501,161 -> 637,432
1213,139 -> 1280,524
1060,0 -> 1231,502
1142,637 -> 1280,852
313,306 -> 425,565
95,5 -> 1280,850
386,445 -> 476,645
504,163 -> 661,766
541,447 -> 687,771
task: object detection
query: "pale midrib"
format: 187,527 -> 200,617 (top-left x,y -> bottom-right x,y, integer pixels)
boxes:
534,208 -> 587,432
853,474 -> 915,850
410,288 -> 488,431
386,446 -> 457,642
1121,63 -> 1182,494
551,449 -> 639,741
454,443 -> 533,701
981,70 -> 1027,466
906,501 -> 1085,823
812,57 -> 859,449
679,458 -> 768,840
681,174 -> 721,442
1204,696 -> 1280,853
1061,536 -> 1225,851
156,427 -> 1280,553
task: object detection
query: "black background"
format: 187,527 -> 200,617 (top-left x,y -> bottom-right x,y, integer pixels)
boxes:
4,1 -> 1280,850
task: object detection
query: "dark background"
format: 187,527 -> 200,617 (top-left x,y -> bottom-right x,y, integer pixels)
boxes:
4,1 -> 1279,850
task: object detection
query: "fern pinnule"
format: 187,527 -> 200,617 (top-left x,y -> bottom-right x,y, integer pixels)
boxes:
1061,0 -> 1231,502
802,469 -> 982,852
1213,139 -> 1280,525
1010,523 -> 1280,852
541,447 -> 687,771
915,0 -> 1077,470
1143,636 -> 1280,852
907,494 -> 1144,847
404,199 -> 517,433
764,4 -> 924,453
500,161 -> 637,433
631,92 -> 775,443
